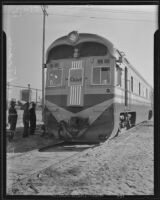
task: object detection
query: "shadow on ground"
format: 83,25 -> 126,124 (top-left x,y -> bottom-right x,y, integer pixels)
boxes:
7,125 -> 57,153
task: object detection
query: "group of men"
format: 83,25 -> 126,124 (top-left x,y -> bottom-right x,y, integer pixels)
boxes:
8,100 -> 36,141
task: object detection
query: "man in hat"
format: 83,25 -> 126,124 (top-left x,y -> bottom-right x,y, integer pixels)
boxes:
23,102 -> 30,137
29,102 -> 36,135
8,100 -> 18,141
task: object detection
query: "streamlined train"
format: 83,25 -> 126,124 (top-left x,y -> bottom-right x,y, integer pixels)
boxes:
43,31 -> 153,143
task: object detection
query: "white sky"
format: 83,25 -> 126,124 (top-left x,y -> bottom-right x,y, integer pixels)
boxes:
3,5 -> 158,97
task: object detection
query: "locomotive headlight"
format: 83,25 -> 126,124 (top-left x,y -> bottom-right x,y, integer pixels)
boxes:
54,75 -> 58,79
68,31 -> 79,43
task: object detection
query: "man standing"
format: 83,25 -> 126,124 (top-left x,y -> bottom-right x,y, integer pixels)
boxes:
8,100 -> 18,141
23,102 -> 30,138
29,102 -> 36,135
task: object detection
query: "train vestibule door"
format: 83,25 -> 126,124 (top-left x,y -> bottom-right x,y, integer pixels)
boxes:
67,60 -> 84,106
124,67 -> 129,110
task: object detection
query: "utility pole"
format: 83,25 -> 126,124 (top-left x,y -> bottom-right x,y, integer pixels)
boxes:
36,89 -> 38,105
28,84 -> 31,102
41,5 -> 48,121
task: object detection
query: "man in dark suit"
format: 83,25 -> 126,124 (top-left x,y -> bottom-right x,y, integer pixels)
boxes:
29,102 -> 36,135
23,102 -> 30,137
8,100 -> 18,141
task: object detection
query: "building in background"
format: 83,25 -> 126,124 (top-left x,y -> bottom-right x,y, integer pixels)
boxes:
20,89 -> 32,102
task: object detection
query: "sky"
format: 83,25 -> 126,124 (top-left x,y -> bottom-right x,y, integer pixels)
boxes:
3,5 -> 158,100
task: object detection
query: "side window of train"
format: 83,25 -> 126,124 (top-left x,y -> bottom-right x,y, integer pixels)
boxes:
48,68 -> 63,87
92,66 -> 110,85
131,76 -> 133,92
116,64 -> 122,87
139,82 -> 141,96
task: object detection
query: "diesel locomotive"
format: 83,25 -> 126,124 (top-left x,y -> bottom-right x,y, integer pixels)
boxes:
43,31 -> 153,143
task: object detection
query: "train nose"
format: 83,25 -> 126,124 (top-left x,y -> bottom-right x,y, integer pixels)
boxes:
58,117 -> 89,139
69,116 -> 89,133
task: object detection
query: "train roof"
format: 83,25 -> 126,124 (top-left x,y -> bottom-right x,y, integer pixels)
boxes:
124,59 -> 153,89
46,32 -> 153,89
46,32 -> 116,59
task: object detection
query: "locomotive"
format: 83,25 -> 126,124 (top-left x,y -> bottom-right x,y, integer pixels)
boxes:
43,31 -> 153,143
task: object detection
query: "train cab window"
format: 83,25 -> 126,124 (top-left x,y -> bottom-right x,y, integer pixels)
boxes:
116,65 -> 122,86
92,66 -> 110,85
93,68 -> 100,84
48,68 -> 63,87
101,67 -> 110,84
80,42 -> 107,57
47,42 -> 107,61
47,45 -> 73,61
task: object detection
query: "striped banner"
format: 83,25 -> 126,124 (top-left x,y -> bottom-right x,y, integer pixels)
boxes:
69,60 -> 83,106
71,60 -> 82,69
70,85 -> 82,105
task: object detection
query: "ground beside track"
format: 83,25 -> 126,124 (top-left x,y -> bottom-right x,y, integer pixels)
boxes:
6,109 -> 49,153
7,125 -> 57,153
7,120 -> 153,195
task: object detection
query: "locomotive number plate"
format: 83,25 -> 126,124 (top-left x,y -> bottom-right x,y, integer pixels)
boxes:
69,68 -> 83,86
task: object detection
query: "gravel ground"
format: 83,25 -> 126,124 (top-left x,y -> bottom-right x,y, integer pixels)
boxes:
7,120 -> 153,196
7,125 -> 55,153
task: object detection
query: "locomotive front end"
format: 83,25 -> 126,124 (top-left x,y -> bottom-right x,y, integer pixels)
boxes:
44,31 -> 116,143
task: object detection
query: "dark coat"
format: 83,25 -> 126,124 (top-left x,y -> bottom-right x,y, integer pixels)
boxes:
29,108 -> 36,122
23,109 -> 30,124
8,106 -> 18,131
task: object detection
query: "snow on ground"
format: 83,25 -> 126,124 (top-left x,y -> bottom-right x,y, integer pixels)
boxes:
7,120 -> 153,195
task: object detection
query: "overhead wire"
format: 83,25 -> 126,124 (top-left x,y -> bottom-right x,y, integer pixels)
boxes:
8,83 -> 42,91
74,7 -> 156,15
3,12 -> 155,23
46,12 -> 155,23
3,6 -> 156,23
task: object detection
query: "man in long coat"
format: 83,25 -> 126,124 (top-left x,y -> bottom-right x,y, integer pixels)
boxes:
29,102 -> 36,135
8,100 -> 18,141
23,102 -> 30,137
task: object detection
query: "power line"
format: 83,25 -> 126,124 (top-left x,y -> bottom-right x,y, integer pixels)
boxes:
4,5 -> 156,15
7,83 -> 42,91
46,12 -> 156,23
77,7 -> 157,15
41,5 -> 48,16
3,12 -> 155,23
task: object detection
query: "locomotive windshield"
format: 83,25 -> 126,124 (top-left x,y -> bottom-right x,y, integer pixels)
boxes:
47,42 -> 107,61
92,67 -> 110,85
48,68 -> 62,87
